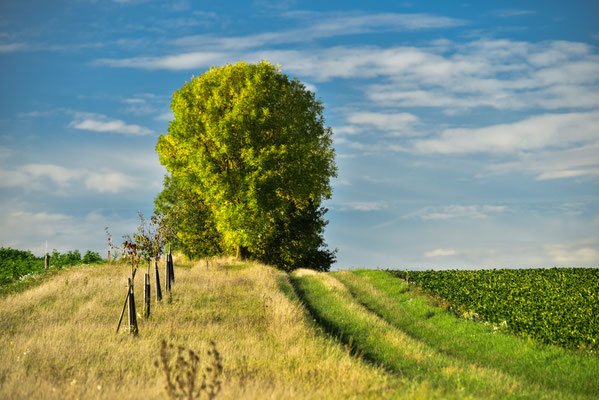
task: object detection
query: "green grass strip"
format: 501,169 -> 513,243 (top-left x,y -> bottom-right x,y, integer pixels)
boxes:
335,270 -> 599,399
291,270 -> 566,400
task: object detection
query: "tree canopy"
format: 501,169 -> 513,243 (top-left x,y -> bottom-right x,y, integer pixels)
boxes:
156,61 -> 337,270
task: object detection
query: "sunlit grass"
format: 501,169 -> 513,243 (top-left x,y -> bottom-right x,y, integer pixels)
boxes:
334,270 -> 599,398
0,260 -> 398,399
291,269 -> 572,399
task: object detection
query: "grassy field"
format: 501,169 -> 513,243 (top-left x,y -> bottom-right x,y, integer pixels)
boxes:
0,260 -> 400,399
1,262 -> 597,399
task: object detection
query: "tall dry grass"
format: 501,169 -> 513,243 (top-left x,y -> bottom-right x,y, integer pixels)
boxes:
0,260 -> 403,399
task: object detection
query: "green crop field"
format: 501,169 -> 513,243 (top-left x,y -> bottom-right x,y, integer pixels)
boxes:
389,268 -> 599,351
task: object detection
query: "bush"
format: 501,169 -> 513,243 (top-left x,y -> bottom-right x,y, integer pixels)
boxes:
82,250 -> 103,264
0,247 -> 104,286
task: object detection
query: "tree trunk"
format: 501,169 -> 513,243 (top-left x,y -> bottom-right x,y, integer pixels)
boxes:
236,246 -> 248,260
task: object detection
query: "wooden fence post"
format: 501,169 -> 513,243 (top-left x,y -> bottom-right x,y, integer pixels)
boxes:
128,278 -> 138,335
44,254 -> 49,274
116,281 -> 129,334
144,274 -> 150,318
168,251 -> 175,285
165,256 -> 171,293
107,250 -> 111,265
155,259 -> 162,301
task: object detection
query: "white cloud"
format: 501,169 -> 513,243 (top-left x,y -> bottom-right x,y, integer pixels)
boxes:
20,164 -> 83,187
424,248 -> 458,258
0,163 -> 139,194
96,32 -> 599,115
84,170 -> 138,193
0,207 -> 138,256
123,98 -> 146,104
169,12 -> 464,51
412,111 -> 599,154
405,205 -> 506,220
338,201 -> 387,211
492,9 -> 534,18
545,240 -> 599,266
95,51 -> 225,70
155,111 -> 175,121
485,142 -> 599,180
70,113 -> 154,135
0,42 -> 28,52
333,125 -> 361,136
346,112 -> 420,136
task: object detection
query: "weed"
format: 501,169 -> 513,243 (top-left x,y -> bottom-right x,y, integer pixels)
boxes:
156,339 -> 223,400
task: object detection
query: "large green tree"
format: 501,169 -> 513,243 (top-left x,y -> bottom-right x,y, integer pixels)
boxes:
156,61 -> 337,266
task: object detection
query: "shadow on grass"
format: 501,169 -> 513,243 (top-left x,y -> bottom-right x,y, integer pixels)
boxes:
288,274 -> 394,375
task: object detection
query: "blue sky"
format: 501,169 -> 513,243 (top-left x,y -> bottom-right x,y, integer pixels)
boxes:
1,0 -> 598,269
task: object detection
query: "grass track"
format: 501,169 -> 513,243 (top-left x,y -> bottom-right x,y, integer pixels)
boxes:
333,270 -> 599,399
290,269 -> 571,400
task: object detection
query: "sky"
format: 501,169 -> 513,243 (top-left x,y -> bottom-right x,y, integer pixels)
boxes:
1,0 -> 598,269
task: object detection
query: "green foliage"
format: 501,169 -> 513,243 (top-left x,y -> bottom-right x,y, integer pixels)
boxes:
0,247 -> 103,286
252,202 -> 336,272
0,248 -> 43,284
156,61 -> 336,270
82,250 -> 102,264
389,268 -> 599,351
154,174 -> 226,259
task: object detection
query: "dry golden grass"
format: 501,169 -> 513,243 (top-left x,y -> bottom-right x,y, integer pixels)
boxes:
0,260 -> 402,399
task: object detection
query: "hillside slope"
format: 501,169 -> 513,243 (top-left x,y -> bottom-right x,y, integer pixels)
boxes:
0,261 -> 400,399
3,262 -> 597,399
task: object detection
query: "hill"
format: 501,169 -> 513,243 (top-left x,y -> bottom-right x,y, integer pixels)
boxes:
1,262 -> 598,399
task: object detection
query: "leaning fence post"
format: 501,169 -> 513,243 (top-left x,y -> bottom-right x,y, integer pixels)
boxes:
155,258 -> 162,301
116,281 -> 130,333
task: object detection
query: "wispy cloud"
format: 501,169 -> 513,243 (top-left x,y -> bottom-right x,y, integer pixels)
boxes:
484,142 -> 599,181
424,248 -> 458,258
0,207 -> 138,256
545,239 -> 599,265
492,9 -> 534,18
0,163 -> 139,194
412,111 -> 599,154
0,42 -> 28,53
343,112 -> 421,137
95,51 -> 226,70
404,205 -> 506,220
97,38 -> 599,115
69,113 -> 154,135
337,201 -> 387,211
170,12 -> 465,51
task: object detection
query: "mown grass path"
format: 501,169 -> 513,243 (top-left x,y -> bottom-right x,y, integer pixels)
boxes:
291,269 -> 595,399
334,270 -> 599,399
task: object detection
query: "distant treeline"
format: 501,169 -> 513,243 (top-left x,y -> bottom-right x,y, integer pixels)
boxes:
0,247 -> 103,285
